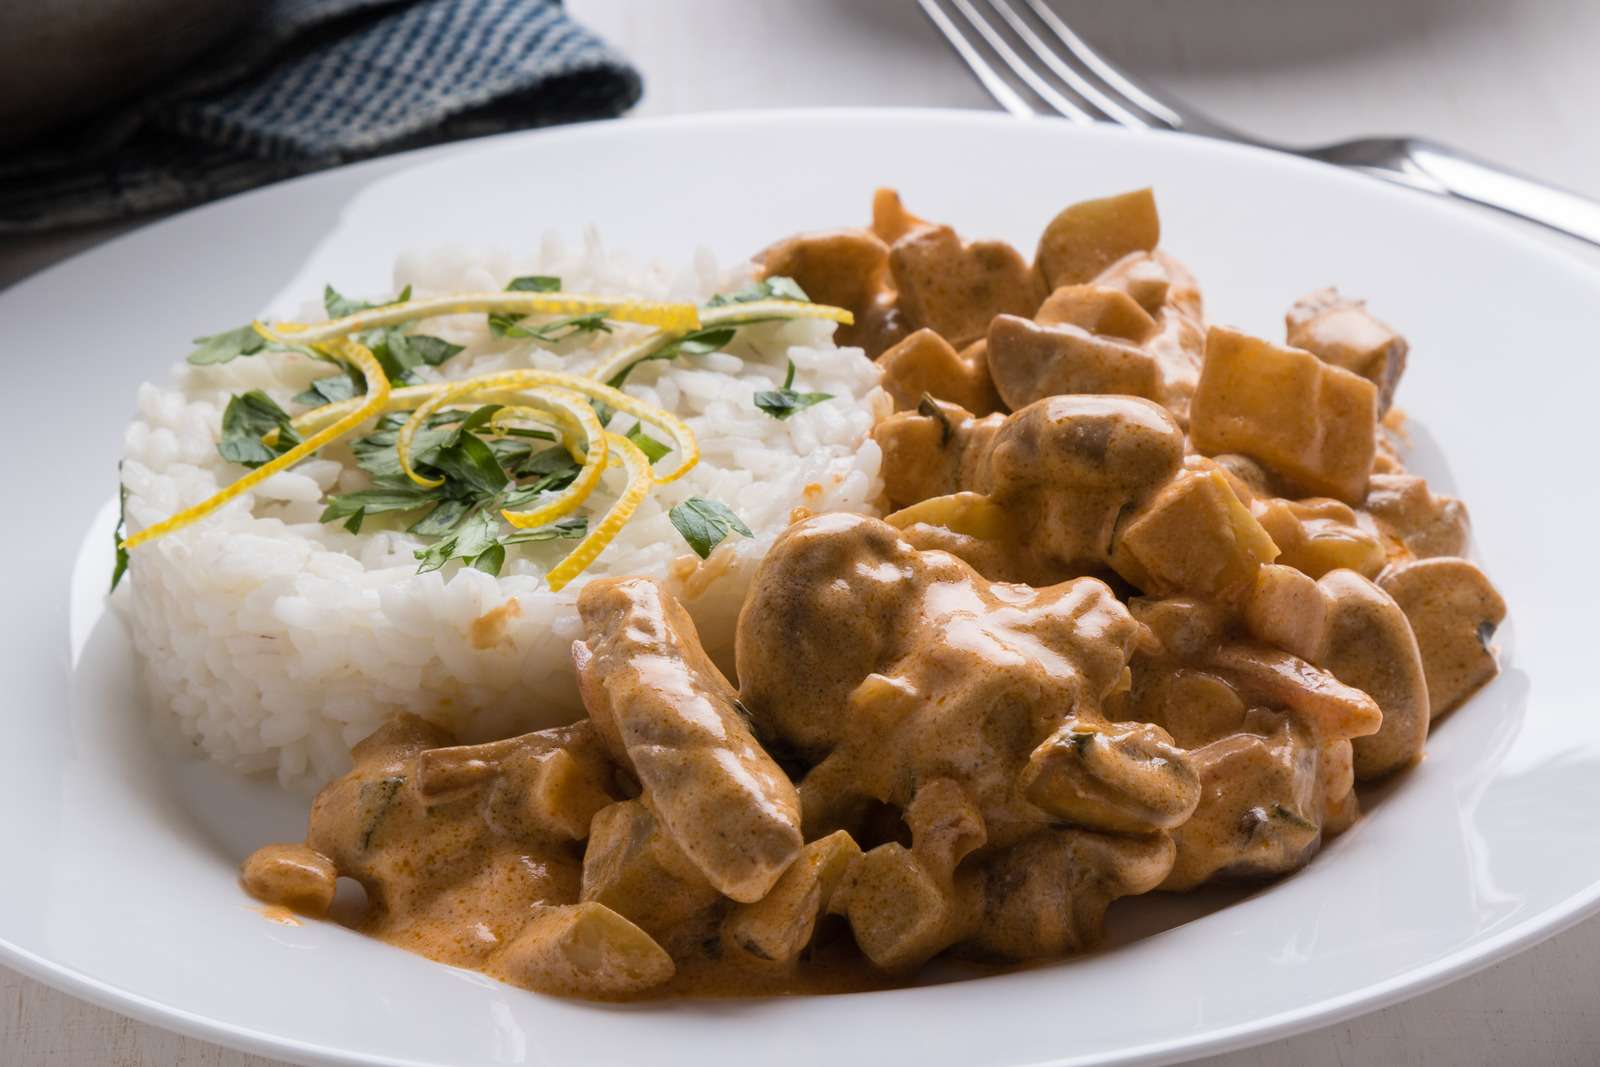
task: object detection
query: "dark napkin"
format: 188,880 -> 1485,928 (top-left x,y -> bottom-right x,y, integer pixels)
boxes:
0,0 -> 641,233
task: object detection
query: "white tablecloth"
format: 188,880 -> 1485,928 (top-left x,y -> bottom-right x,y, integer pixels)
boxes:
5,2 -> 1598,1063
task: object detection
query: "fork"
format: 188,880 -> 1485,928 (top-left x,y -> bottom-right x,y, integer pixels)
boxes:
920,0 -> 1600,248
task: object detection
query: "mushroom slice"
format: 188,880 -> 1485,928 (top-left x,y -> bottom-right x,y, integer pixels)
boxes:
1162,711 -> 1324,891
986,314 -> 1162,410
969,828 -> 1174,958
757,227 -> 903,356
416,722 -> 618,840
889,225 -> 1045,346
240,844 -> 338,918
1378,557 -> 1507,718
575,577 -> 804,903
987,394 -> 1185,493
1020,718 -> 1201,834
757,227 -> 888,314
1034,188 -> 1162,290
1312,571 -> 1431,780
1207,643 -> 1383,744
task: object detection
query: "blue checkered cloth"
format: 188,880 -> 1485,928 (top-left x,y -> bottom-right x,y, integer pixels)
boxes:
0,0 -> 640,232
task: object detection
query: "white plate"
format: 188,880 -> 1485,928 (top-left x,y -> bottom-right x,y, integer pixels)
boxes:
2,110 -> 1596,1067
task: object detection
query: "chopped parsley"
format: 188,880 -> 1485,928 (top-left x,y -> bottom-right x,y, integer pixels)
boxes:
110,469 -> 129,592
415,510 -> 585,576
753,358 -> 832,419
187,324 -> 268,365
192,281 -> 462,387
705,275 -> 810,306
625,423 -> 671,463
321,406 -> 588,571
218,391 -> 300,467
669,497 -> 752,559
917,392 -> 953,445
604,326 -> 738,390
488,275 -> 610,342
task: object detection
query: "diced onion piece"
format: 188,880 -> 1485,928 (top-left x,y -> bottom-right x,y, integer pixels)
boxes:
884,492 -> 1013,541
122,337 -> 391,550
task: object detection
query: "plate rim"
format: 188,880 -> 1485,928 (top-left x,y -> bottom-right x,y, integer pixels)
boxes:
5,106 -> 1598,1067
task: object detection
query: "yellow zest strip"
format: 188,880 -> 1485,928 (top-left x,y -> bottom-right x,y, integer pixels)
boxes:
309,369 -> 697,485
265,292 -> 700,348
290,382 -> 444,435
476,373 -> 693,483
122,338 -> 391,551
495,391 -> 606,530
702,299 -> 854,328
586,333 -> 678,390
544,432 -> 653,592
488,405 -> 586,463
587,299 -> 855,389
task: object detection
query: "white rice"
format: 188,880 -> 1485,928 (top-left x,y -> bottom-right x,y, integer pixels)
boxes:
118,229 -> 889,789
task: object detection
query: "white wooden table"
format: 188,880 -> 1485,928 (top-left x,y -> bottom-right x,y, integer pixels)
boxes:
5,1 -> 1599,1063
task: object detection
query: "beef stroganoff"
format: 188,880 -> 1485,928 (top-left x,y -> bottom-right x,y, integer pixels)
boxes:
116,186 -> 1502,999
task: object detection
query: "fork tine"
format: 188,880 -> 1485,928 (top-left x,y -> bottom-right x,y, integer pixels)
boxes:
918,0 -> 1039,118
924,0 -> 1100,125
982,0 -> 1150,129
946,0 -> 1100,124
1019,0 -> 1186,129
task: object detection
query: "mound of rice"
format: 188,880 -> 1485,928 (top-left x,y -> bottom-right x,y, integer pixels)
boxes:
117,230 -> 889,789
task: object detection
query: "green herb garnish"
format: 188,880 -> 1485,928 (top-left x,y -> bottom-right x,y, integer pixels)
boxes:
431,431 -> 509,497
604,326 -> 739,390
327,406 -> 588,568
753,359 -> 832,419
321,283 -> 461,384
414,509 -> 585,576
187,325 -> 267,365
705,275 -> 810,307
218,391 -> 300,467
319,482 -> 443,534
1270,803 -> 1318,830
110,468 -> 129,592
324,284 -> 410,320
625,423 -> 671,463
293,366 -> 362,407
669,497 -> 752,559
917,392 -> 953,445
498,311 -> 614,344
488,275 -> 590,338
359,775 -> 406,851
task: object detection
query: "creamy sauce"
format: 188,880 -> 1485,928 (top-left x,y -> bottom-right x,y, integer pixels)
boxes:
244,185 -> 1503,1002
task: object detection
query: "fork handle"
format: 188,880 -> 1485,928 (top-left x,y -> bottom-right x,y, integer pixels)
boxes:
1379,139 -> 1600,248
